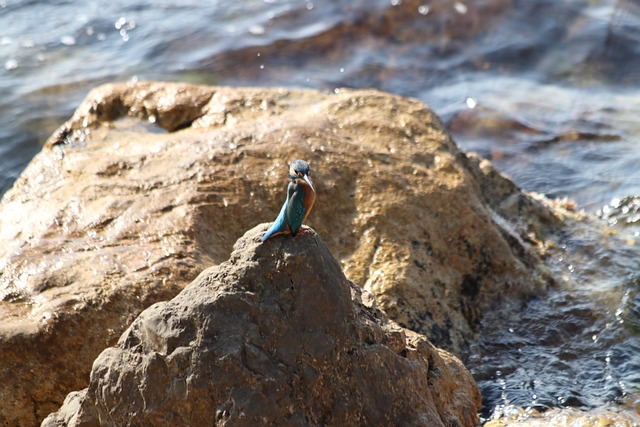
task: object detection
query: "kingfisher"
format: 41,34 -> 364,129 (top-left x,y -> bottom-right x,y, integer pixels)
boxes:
262,159 -> 316,241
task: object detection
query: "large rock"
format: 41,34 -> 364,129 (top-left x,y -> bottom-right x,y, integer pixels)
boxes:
0,82 -> 568,425
43,225 -> 481,426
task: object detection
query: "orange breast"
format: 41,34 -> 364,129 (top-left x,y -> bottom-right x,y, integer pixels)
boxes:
301,182 -> 316,223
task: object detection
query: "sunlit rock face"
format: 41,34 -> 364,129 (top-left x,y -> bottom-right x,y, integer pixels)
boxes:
0,82 -> 567,425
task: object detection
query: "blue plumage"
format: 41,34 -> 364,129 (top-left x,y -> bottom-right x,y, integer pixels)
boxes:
262,160 -> 316,241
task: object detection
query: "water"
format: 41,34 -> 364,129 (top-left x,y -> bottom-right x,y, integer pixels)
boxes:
3,0 -> 640,420
469,233 -> 640,419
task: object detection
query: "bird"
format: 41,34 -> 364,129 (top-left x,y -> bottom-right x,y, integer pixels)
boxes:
262,159 -> 316,241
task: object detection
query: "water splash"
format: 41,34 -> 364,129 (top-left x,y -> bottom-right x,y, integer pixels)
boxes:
599,196 -> 640,227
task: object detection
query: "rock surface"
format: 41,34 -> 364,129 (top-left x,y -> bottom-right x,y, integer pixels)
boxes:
43,225 -> 481,427
0,82 -> 570,425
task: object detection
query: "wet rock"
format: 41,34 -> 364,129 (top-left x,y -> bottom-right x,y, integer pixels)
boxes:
43,226 -> 481,427
484,404 -> 640,427
0,82 -> 568,425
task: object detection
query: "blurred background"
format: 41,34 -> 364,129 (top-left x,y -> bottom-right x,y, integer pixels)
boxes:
2,0 -> 640,421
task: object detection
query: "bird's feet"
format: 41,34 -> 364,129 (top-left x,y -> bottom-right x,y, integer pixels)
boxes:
294,225 -> 312,237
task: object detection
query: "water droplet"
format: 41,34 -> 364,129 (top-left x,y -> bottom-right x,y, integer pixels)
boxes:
259,64 -> 265,69
334,88 -> 341,94
115,17 -> 135,41
339,67 -> 345,73
418,5 -> 430,15
390,0 -> 401,5
454,2 -> 468,14
306,1 -> 314,10
115,17 -> 127,30
249,25 -> 265,36
148,115 -> 156,124
61,35 -> 76,46
466,97 -> 477,109
4,59 -> 18,70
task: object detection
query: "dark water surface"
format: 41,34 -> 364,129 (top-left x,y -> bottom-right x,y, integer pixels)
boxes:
3,0 -> 640,421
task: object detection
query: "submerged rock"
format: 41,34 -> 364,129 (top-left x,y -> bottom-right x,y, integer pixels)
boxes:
0,82 -> 571,425
43,226 -> 481,427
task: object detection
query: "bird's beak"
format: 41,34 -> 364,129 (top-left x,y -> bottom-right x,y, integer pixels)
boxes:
303,174 -> 315,192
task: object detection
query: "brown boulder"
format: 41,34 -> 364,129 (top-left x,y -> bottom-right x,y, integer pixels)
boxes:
42,225 -> 481,427
0,82 -> 565,425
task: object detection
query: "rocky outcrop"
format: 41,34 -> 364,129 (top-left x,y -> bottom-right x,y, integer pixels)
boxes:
0,82 -> 570,425
43,225 -> 481,427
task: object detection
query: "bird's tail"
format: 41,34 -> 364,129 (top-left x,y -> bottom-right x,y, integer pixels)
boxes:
261,226 -> 278,241
262,199 -> 289,241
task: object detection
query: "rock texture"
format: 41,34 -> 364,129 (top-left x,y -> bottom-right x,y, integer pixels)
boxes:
43,225 -> 481,427
0,82 -> 570,425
